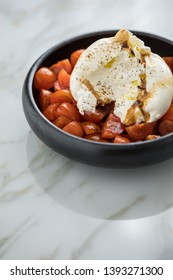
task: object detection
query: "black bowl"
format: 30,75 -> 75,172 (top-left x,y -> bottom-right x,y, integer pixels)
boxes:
22,30 -> 173,168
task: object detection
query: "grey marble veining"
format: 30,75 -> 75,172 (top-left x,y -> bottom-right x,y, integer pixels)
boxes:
0,0 -> 173,259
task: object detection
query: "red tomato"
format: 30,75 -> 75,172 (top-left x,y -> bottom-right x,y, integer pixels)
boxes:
39,89 -> 52,112
43,103 -> 60,121
162,57 -> 173,70
113,135 -> 130,143
50,90 -> 74,104
63,121 -> 84,137
50,59 -> 72,76
81,121 -> 100,135
53,116 -> 71,129
54,80 -> 61,91
126,122 -> 156,140
55,102 -> 81,121
70,49 -> 85,68
159,120 -> 173,135
58,69 -> 70,89
101,113 -> 124,139
34,67 -> 55,90
82,109 -> 106,123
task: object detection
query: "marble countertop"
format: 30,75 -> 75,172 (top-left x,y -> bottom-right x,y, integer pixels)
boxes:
1,0 -> 173,260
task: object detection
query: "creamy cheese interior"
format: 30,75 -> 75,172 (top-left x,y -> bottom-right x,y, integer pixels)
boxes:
70,29 -> 173,125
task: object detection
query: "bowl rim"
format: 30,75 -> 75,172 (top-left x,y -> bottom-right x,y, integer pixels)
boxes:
23,29 -> 173,148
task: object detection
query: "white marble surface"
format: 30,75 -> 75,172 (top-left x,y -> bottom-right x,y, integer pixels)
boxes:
0,0 -> 173,260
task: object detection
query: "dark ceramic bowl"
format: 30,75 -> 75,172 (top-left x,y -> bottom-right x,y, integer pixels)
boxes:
22,30 -> 173,168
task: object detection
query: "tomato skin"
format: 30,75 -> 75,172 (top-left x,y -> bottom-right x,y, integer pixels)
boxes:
81,121 -> 100,135
82,109 -> 106,123
39,89 -> 52,112
55,102 -> 81,121
162,57 -> 173,71
113,135 -> 130,143
70,49 -> 85,68
54,80 -> 61,91
50,90 -> 74,104
53,116 -> 71,129
101,113 -> 124,139
58,69 -> 70,89
63,121 -> 84,137
159,120 -> 173,135
146,135 -> 160,140
34,67 -> 55,90
50,59 -> 72,76
43,103 -> 60,121
126,122 -> 156,140
85,133 -> 109,142
162,104 -> 173,121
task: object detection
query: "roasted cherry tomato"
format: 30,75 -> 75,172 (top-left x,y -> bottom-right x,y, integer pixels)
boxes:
58,69 -> 70,89
53,116 -> 71,129
126,122 -> 156,140
82,109 -> 106,123
162,57 -> 173,71
43,103 -> 59,121
70,49 -> 85,68
50,90 -> 74,104
159,120 -> 173,135
39,89 -> 52,112
55,102 -> 81,121
85,133 -> 109,142
34,67 -> 55,90
81,121 -> 101,135
50,59 -> 72,77
63,121 -> 84,137
101,113 -> 124,139
113,135 -> 130,143
146,135 -> 160,140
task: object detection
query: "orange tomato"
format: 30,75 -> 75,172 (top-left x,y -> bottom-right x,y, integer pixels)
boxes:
101,113 -> 124,139
55,102 -> 81,121
159,120 -> 173,135
146,135 -> 160,140
63,121 -> 84,137
70,49 -> 85,68
81,121 -> 100,135
50,59 -> 72,76
53,116 -> 71,129
162,57 -> 173,71
58,69 -> 70,89
50,90 -> 74,104
34,67 -> 55,90
43,103 -> 60,121
85,133 -> 109,142
126,122 -> 156,140
113,135 -> 130,143
82,109 -> 106,123
39,89 -> 52,112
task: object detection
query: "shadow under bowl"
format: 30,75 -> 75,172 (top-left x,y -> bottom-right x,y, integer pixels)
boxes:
22,30 -> 173,168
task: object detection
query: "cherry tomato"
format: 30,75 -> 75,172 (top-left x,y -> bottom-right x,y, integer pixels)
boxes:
43,103 -> 60,121
55,102 -> 81,121
162,57 -> 173,71
70,49 -> 85,68
85,133 -> 109,142
159,120 -> 173,135
126,122 -> 156,140
101,113 -> 124,139
39,89 -> 52,112
34,67 -> 55,90
113,135 -> 130,143
63,121 -> 84,137
50,90 -> 74,104
50,59 -> 72,76
161,104 -> 173,121
54,80 -> 61,91
53,116 -> 71,129
58,69 -> 70,89
82,109 -> 106,123
81,121 -> 100,135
